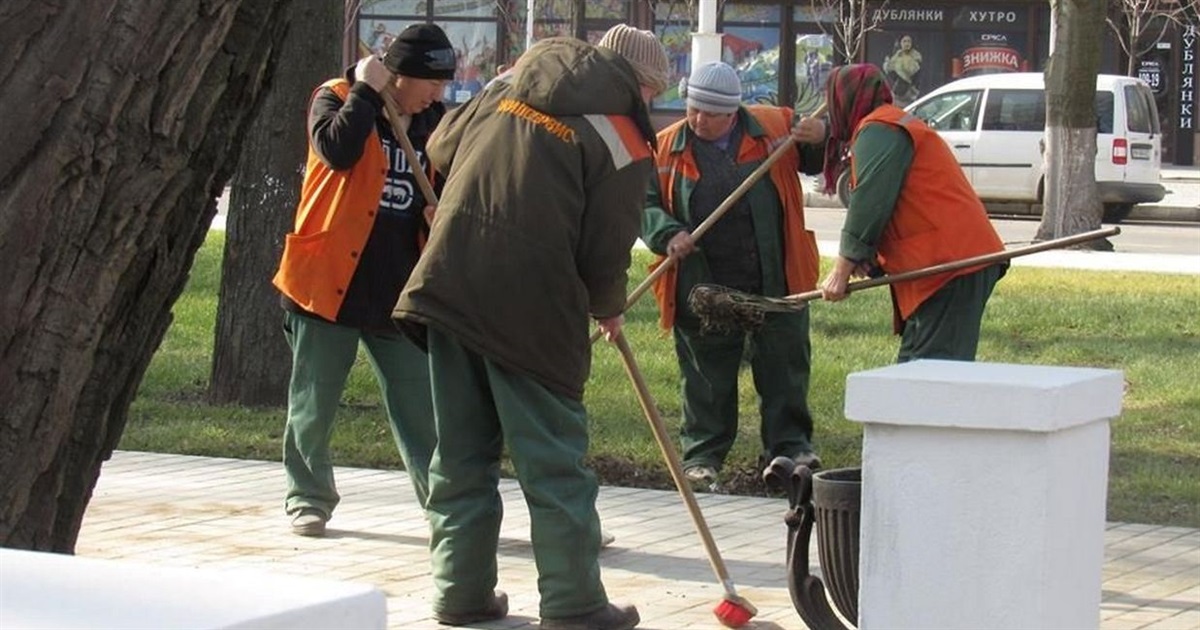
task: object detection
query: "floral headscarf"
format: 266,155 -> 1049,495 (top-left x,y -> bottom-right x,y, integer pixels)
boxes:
822,64 -> 894,194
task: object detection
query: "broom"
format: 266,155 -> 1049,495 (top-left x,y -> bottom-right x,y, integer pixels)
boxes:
589,103 -> 828,343
611,332 -> 757,628
688,226 -> 1121,333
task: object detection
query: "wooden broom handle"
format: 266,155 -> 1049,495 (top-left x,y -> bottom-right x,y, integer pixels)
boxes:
612,332 -> 737,592
382,94 -> 438,204
784,226 -> 1121,305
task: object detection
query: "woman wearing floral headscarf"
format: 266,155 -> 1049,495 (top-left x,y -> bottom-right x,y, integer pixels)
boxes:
818,64 -> 1006,362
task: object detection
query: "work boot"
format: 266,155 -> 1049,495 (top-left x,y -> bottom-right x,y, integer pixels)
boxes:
434,590 -> 508,626
290,508 -> 327,537
683,464 -> 718,492
540,602 -> 640,630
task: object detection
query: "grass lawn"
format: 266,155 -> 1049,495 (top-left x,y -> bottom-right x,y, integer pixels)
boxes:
124,231 -> 1200,527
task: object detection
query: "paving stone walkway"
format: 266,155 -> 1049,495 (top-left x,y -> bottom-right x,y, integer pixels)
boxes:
76,451 -> 1199,629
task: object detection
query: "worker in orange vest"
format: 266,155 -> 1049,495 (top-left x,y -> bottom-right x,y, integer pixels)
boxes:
818,64 -> 1006,362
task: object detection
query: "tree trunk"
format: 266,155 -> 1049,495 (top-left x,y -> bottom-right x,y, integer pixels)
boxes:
207,1 -> 342,407
0,0 -> 293,552
1037,0 -> 1110,247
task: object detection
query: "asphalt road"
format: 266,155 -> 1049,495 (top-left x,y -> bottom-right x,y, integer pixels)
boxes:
803,207 -> 1200,257
215,187 -> 1199,256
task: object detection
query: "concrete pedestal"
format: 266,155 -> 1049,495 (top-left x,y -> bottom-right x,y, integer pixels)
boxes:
845,360 -> 1122,629
0,549 -> 386,629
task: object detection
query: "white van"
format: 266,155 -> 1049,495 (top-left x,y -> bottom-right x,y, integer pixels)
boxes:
900,72 -> 1165,223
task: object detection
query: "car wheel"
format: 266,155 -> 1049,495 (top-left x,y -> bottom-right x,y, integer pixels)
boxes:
836,169 -> 851,208
1102,203 -> 1133,224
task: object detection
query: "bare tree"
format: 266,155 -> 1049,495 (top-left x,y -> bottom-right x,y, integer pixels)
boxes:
0,0 -> 293,552
1107,0 -> 1191,75
1037,0 -> 1111,245
208,1 -> 342,407
810,0 -> 889,62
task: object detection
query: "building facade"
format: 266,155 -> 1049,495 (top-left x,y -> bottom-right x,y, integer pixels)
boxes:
351,1 -> 1197,165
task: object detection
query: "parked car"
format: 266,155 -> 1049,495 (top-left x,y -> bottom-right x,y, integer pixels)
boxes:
837,73 -> 1165,223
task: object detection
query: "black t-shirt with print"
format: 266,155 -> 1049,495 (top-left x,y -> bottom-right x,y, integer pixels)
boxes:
336,114 -> 436,334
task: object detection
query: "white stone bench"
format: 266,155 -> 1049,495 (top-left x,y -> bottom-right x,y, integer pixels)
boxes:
0,548 -> 385,629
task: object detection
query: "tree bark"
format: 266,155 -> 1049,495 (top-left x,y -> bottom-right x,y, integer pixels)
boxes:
207,1 -> 342,407
1037,0 -> 1110,247
0,0 -> 293,552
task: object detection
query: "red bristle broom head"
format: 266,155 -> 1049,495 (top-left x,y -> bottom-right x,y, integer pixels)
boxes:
713,595 -> 757,628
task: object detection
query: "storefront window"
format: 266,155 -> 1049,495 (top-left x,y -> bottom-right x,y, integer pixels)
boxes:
357,1 -> 503,107
794,6 -> 835,115
583,1 -> 631,44
723,5 -> 780,23
948,6 -> 1030,83
430,0 -> 493,18
653,2 -> 697,109
586,0 -> 629,19
866,6 -> 947,107
724,5 -> 782,106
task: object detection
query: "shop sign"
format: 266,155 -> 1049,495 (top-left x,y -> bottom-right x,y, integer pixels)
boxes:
1181,23 -> 1195,131
952,7 -> 1027,28
953,32 -> 1028,77
1139,59 -> 1165,94
871,8 -> 945,24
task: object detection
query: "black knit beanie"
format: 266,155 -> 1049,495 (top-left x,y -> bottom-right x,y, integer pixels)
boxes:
383,24 -> 456,80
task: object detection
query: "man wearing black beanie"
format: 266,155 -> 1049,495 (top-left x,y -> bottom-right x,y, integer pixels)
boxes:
272,23 -> 454,545
383,23 -> 457,83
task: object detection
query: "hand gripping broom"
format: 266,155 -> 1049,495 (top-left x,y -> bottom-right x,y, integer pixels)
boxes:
590,103 -> 829,343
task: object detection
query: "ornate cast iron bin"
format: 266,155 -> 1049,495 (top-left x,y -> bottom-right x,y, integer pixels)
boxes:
765,459 -> 862,630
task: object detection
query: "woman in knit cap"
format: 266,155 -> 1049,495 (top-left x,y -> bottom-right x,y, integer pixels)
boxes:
817,64 -> 1005,362
641,61 -> 828,491
273,23 -> 456,539
393,24 -> 668,630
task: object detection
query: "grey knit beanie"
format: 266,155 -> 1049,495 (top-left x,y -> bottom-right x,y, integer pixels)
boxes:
682,61 -> 742,113
597,24 -> 670,93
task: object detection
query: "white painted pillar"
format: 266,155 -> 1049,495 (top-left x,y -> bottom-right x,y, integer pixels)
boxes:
691,0 -> 722,68
845,360 -> 1122,629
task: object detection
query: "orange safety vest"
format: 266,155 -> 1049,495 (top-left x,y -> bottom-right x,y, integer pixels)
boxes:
272,79 -> 434,322
851,104 -> 1004,320
649,105 -> 819,329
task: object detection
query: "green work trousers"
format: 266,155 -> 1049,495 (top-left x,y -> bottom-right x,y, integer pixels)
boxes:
282,311 -> 436,517
897,264 -> 1005,363
425,328 -> 607,619
673,309 -> 815,471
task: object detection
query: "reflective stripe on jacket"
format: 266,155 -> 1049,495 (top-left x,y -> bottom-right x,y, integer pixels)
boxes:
852,104 -> 1004,320
649,105 -> 819,329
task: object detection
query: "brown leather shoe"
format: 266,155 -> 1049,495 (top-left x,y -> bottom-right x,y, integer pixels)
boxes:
539,602 -> 639,630
433,590 -> 508,626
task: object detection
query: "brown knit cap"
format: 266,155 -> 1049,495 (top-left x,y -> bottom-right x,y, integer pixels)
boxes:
597,24 -> 670,94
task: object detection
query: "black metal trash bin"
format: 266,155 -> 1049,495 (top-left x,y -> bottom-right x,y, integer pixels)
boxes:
770,461 -> 862,630
812,468 -> 861,624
